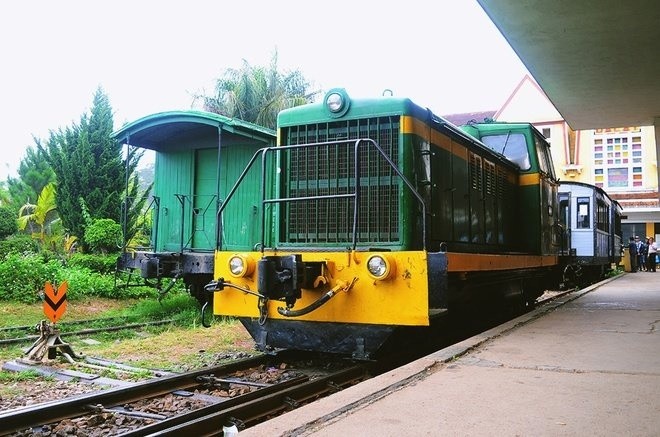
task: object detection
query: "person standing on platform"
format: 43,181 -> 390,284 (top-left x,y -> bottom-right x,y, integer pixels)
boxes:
647,237 -> 657,272
628,236 -> 638,272
636,236 -> 646,271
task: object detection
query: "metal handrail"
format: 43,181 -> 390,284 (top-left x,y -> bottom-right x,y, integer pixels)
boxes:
217,138 -> 427,252
121,196 -> 160,252
175,194 -> 218,252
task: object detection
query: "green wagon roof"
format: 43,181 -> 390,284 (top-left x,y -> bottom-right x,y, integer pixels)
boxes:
112,110 -> 275,151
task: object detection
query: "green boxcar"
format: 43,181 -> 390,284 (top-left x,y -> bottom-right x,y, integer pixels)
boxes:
112,111 -> 275,301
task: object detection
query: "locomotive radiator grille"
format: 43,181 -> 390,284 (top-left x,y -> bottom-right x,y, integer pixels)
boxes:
281,117 -> 400,245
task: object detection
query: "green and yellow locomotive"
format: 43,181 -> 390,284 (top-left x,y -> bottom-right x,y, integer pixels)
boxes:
207,88 -> 561,358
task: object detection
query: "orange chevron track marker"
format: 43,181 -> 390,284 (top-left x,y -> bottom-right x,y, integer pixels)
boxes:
43,281 -> 68,323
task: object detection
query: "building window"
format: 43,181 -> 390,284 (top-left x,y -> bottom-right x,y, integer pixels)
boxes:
542,128 -> 551,139
592,127 -> 642,190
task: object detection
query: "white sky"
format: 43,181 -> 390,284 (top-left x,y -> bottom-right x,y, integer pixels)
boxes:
0,0 -> 530,180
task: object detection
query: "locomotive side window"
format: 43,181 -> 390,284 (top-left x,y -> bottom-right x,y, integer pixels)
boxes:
534,133 -> 556,179
480,133 -> 530,170
577,197 -> 590,229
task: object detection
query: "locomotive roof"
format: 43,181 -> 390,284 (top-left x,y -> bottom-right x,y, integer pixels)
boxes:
112,110 -> 275,151
278,91 -> 517,169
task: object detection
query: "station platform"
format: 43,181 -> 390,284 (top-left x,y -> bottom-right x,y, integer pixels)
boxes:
244,272 -> 660,436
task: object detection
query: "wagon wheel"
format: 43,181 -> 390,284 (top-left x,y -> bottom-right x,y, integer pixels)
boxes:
562,264 -> 583,290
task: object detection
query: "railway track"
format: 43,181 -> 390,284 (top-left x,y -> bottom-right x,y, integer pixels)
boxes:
0,287 -> 581,436
0,319 -> 176,346
0,352 -> 366,436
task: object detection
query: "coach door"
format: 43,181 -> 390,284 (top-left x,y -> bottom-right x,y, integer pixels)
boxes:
558,192 -> 571,255
191,148 -> 218,250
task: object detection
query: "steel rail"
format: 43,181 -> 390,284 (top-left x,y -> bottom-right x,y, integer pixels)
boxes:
0,354 -> 271,434
0,319 -> 176,346
132,365 -> 366,436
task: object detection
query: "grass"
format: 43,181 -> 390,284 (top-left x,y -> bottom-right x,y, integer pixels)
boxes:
0,291 -> 255,372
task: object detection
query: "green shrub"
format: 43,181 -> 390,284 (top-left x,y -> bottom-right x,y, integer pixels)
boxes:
68,253 -> 118,274
54,267 -> 116,300
0,252 -> 157,302
0,207 -> 18,239
84,218 -> 122,254
0,234 -> 39,258
0,254 -> 62,303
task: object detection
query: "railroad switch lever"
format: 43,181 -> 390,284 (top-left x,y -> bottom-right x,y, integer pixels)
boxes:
22,320 -> 84,363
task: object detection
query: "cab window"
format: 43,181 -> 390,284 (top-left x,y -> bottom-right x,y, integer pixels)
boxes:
480,133 -> 530,170
534,133 -> 556,179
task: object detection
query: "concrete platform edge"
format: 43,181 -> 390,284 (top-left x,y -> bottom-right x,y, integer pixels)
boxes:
244,274 -> 624,437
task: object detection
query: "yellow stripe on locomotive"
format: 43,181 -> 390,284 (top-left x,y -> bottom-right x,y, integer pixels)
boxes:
213,250 -> 430,326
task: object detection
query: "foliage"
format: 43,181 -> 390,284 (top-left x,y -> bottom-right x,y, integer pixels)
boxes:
6,146 -> 56,211
0,206 -> 18,238
37,87 -> 140,250
195,51 -> 318,130
17,182 -> 59,248
0,234 -> 39,258
53,267 -> 117,300
0,252 -> 156,303
0,369 -> 44,383
68,253 -> 118,274
84,218 -> 122,254
0,181 -> 12,207
0,254 -> 61,303
122,171 -> 154,249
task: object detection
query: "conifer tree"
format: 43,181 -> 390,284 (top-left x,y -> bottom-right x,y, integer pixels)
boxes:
6,146 -> 56,211
38,86 -> 139,249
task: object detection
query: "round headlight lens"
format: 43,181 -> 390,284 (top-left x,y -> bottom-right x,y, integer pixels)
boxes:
326,92 -> 344,113
367,256 -> 388,278
229,256 -> 245,276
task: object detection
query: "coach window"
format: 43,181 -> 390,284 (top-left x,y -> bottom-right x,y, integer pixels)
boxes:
577,197 -> 590,229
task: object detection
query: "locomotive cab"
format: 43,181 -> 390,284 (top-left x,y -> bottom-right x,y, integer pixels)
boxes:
461,122 -> 561,258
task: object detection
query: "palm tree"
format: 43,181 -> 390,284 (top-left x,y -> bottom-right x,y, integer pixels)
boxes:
17,182 -> 62,249
196,51 -> 318,129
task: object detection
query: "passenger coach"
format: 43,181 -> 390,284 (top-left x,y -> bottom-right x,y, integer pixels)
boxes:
557,181 -> 623,285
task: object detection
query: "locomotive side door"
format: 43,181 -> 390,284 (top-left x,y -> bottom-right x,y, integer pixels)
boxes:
534,133 -> 560,254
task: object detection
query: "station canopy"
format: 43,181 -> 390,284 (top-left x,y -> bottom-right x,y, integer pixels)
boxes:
478,0 -> 660,130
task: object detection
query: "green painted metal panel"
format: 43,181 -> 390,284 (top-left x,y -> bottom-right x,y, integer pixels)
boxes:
154,150 -> 193,252
218,144 -> 265,251
192,149 -> 218,250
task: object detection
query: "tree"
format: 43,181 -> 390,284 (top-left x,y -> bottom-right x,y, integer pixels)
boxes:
38,86 -> 140,250
6,145 -> 56,211
17,182 -> 58,247
195,51 -> 318,129
0,206 -> 18,238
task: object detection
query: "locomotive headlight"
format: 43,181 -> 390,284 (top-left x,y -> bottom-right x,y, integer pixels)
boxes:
228,254 -> 255,278
366,254 -> 396,281
323,88 -> 350,117
326,92 -> 344,112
